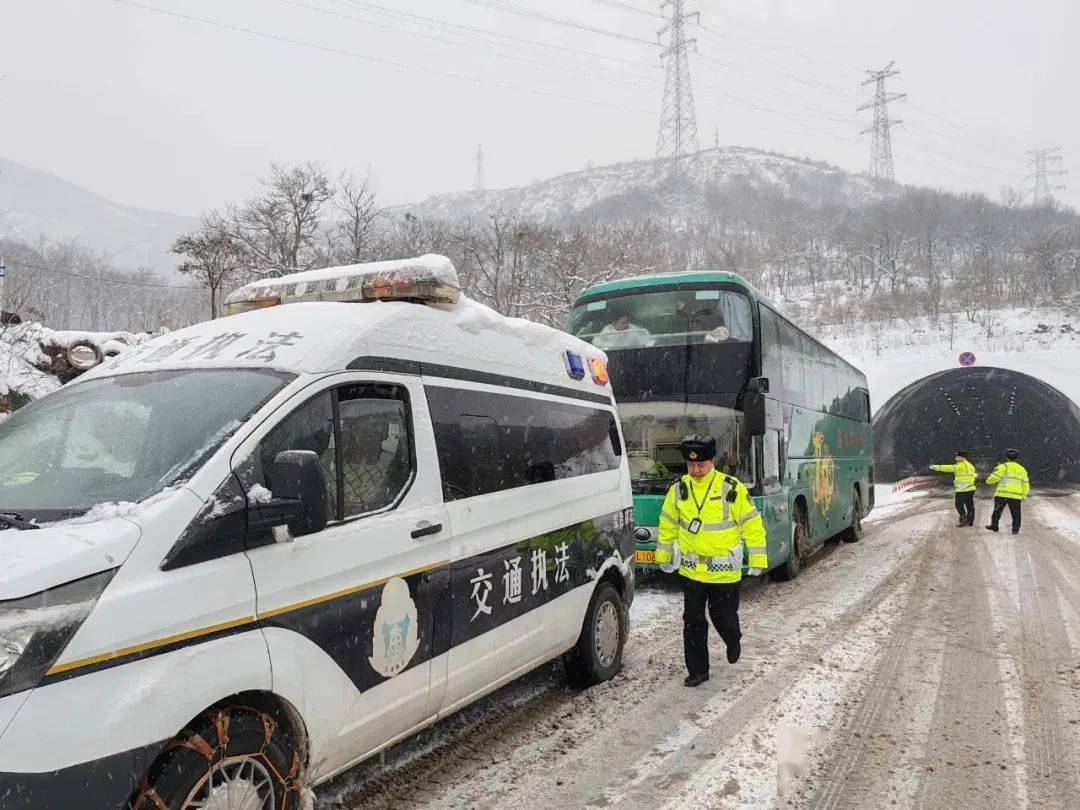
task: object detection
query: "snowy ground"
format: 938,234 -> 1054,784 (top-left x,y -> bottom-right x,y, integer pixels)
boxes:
313,489 -> 1080,808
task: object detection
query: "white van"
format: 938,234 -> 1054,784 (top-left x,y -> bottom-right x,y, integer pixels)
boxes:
0,256 -> 634,809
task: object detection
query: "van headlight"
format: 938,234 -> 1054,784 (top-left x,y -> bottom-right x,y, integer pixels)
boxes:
0,570 -> 115,699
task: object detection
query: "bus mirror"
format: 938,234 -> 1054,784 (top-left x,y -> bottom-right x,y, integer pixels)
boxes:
744,392 -> 767,436
749,376 -> 770,394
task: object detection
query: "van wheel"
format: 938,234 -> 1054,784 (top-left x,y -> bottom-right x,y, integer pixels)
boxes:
564,581 -> 627,687
771,506 -> 807,582
842,490 -> 863,543
131,705 -> 303,810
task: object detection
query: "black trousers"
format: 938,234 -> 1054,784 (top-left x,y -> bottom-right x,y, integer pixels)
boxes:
954,491 -> 975,525
990,497 -> 1022,532
682,577 -> 741,677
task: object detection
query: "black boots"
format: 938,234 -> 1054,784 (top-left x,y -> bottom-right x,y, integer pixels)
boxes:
684,673 -> 709,687
727,640 -> 741,664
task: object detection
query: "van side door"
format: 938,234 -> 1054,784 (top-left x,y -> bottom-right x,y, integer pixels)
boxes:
234,374 -> 450,776
424,380 -> 630,716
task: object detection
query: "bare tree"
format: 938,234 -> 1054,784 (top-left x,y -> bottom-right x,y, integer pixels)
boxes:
333,172 -> 380,264
172,226 -> 248,319
221,163 -> 334,275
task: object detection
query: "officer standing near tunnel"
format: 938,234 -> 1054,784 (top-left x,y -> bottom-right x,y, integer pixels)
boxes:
986,449 -> 1030,534
655,436 -> 768,687
929,450 -> 977,526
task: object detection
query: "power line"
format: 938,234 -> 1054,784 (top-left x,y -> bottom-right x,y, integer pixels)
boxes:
286,0 -> 1036,192
458,0 -> 656,46
333,0 -> 657,73
579,0 -> 659,17
696,14 -> 864,78
5,258 -> 193,290
114,0 -> 658,116
117,0 -> 1044,203
289,0 -> 662,90
320,0 -> 1028,186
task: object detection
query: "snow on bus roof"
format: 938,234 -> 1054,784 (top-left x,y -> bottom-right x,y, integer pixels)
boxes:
77,295 -> 608,398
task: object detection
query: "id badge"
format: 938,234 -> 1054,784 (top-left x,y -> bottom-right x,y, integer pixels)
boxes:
687,518 -> 702,534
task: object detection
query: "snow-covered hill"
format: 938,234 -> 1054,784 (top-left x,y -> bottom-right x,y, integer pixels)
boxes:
394,147 -> 886,222
0,157 -> 196,273
818,308 -> 1080,412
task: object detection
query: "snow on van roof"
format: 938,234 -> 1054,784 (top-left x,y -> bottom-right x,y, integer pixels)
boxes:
224,254 -> 460,314
77,295 -> 609,399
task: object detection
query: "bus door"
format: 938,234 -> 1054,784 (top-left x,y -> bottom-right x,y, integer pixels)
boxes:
758,427 -> 792,564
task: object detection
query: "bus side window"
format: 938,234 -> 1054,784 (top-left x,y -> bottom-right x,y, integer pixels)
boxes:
758,306 -> 783,393
763,429 -> 782,493
802,335 -> 825,413
779,319 -> 804,407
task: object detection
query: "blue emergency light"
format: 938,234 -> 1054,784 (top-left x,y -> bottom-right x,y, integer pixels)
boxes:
564,350 -> 586,380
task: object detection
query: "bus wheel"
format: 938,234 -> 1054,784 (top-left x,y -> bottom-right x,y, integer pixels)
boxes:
842,490 -> 863,543
564,581 -> 627,687
131,705 -> 303,810
771,507 -> 806,582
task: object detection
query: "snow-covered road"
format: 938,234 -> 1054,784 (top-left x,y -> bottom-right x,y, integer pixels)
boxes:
316,491 -> 1080,809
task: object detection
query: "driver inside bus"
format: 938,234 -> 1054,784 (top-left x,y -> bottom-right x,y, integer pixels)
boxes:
594,306 -> 651,350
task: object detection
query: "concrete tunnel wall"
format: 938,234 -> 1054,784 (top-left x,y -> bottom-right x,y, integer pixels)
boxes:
872,367 -> 1080,484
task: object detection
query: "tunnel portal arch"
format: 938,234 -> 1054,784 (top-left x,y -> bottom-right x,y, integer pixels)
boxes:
873,367 -> 1080,484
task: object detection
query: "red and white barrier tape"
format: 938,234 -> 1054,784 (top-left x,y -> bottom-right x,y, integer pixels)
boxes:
891,475 -> 937,493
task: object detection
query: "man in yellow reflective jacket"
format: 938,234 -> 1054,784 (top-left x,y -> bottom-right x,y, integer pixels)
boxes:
930,449 -> 977,527
656,435 -> 768,687
985,448 -> 1030,534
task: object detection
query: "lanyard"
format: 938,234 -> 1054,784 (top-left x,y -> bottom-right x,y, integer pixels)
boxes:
688,471 -> 719,515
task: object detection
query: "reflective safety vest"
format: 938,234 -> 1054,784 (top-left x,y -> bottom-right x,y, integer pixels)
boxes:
931,459 -> 976,493
986,461 -> 1030,500
655,471 -> 768,584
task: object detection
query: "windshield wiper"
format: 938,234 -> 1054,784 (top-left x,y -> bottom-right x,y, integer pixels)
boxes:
0,512 -> 40,531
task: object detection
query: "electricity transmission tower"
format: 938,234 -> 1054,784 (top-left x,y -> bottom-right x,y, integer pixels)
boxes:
656,0 -> 700,170
1027,147 -> 1066,206
857,62 -> 905,181
474,145 -> 485,192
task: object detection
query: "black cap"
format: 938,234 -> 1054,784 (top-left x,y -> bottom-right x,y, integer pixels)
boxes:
680,435 -> 717,462
955,450 -> 969,459
1005,448 -> 1020,460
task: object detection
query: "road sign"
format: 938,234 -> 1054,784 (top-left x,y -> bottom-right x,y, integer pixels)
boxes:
959,351 -> 976,367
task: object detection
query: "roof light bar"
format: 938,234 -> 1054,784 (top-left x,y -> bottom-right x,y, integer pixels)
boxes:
224,255 -> 461,316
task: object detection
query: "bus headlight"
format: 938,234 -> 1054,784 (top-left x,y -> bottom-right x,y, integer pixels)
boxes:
0,570 -> 115,699
635,527 -> 652,543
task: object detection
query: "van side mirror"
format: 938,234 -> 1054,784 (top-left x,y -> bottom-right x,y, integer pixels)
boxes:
748,376 -> 770,394
743,391 -> 767,437
247,450 -> 329,539
272,450 -> 329,536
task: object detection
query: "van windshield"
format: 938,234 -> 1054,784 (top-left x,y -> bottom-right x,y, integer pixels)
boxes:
0,368 -> 292,518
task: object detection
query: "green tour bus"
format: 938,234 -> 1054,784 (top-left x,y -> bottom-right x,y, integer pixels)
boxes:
566,271 -> 874,580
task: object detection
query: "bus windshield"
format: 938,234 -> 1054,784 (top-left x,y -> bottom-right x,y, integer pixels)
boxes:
0,368 -> 292,518
620,403 -> 753,495
566,288 -> 753,350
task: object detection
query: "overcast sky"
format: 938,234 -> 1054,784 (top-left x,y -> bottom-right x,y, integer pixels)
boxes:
2,0 -> 1077,214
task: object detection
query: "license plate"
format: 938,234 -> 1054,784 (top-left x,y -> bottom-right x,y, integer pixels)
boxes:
635,550 -> 656,564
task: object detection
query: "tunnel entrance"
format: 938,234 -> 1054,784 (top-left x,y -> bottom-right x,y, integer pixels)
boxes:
873,367 -> 1080,484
